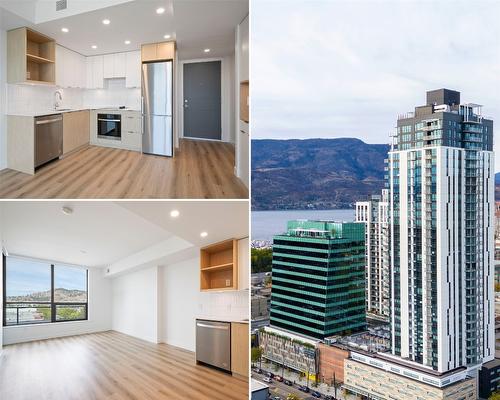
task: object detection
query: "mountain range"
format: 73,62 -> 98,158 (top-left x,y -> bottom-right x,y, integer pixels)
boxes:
252,138 -> 390,210
252,138 -> 500,210
7,288 -> 87,303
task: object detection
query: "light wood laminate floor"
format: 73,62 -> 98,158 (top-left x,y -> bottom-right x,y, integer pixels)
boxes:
0,331 -> 248,400
0,139 -> 248,199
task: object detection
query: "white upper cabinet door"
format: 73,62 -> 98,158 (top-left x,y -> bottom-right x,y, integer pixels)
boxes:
86,57 -> 94,89
125,51 -> 141,88
103,54 -> 114,78
93,56 -> 104,88
239,15 -> 249,82
238,237 -> 249,290
55,45 -> 66,87
114,53 -> 126,78
76,53 -> 86,88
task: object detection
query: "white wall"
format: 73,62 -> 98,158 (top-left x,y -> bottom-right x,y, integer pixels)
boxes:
160,256 -> 248,352
3,267 -> 112,345
0,208 -> 3,353
111,266 -> 159,343
0,28 -> 7,171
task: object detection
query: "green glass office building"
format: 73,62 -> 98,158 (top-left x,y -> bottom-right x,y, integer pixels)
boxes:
270,220 -> 367,339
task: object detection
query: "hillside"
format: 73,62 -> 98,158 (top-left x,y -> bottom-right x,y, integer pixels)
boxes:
7,288 -> 87,302
251,138 -> 390,210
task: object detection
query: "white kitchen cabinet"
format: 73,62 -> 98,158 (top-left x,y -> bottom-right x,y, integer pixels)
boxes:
238,15 -> 249,82
86,56 -> 104,89
103,54 -> 114,78
125,51 -> 141,88
122,111 -> 142,151
56,45 -> 86,88
238,237 -> 249,290
114,53 -> 126,78
103,53 -> 127,79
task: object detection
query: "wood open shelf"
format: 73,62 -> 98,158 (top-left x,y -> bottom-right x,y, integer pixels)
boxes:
8,27 -> 56,84
200,239 -> 238,291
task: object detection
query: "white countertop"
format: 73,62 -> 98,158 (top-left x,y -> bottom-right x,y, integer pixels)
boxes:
7,107 -> 141,117
196,316 -> 249,324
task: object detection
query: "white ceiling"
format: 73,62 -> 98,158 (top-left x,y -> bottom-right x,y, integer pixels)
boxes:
0,201 -> 248,268
0,0 -> 248,59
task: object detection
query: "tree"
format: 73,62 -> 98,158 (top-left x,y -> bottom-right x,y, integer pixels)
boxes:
495,282 -> 500,292
286,394 -> 301,400
489,391 -> 500,400
251,248 -> 273,273
251,347 -> 263,367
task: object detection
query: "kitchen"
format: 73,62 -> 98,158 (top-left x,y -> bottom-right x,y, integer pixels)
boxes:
0,200 -> 250,399
0,0 -> 249,199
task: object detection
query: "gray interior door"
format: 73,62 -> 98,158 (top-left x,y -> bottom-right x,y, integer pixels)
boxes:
183,61 -> 221,140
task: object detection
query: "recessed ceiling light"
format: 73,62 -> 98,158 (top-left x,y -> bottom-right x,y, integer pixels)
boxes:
80,250 -> 87,254
156,7 -> 165,14
91,45 -> 97,49
102,19 -> 110,25
61,27 -> 69,33
170,210 -> 180,218
204,48 -> 210,53
164,34 -> 171,39
200,232 -> 208,238
62,206 -> 73,215
124,40 -> 131,45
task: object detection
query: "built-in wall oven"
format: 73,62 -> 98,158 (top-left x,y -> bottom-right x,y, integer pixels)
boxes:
97,113 -> 121,140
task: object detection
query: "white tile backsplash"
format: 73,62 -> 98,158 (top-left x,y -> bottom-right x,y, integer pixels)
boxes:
7,84 -> 84,113
197,290 -> 248,321
7,80 -> 141,114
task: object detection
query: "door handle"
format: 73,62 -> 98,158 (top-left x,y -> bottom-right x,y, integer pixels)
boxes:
196,323 -> 229,330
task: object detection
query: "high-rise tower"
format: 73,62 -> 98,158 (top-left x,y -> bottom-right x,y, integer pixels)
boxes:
355,190 -> 390,319
388,89 -> 495,373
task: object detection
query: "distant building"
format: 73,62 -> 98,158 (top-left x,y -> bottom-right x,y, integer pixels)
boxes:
259,326 -> 319,379
478,358 -> 500,398
251,295 -> 268,319
355,190 -> 390,319
269,220 -> 366,339
251,379 -> 269,400
344,354 -> 477,399
389,89 -> 495,373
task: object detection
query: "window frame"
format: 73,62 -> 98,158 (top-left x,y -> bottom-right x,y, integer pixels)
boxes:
2,254 -> 89,326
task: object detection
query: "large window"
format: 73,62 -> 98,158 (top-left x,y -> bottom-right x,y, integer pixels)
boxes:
3,255 -> 88,326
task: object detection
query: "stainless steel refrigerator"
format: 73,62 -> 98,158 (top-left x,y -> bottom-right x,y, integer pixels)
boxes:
141,61 -> 173,157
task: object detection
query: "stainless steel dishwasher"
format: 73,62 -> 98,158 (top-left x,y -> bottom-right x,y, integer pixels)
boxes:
196,319 -> 231,372
35,114 -> 63,168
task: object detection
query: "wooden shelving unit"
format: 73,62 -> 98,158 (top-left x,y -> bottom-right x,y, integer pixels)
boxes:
200,239 -> 238,291
7,27 -> 56,84
240,80 -> 249,122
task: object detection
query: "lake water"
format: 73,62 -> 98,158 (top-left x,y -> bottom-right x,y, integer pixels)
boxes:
252,209 -> 355,241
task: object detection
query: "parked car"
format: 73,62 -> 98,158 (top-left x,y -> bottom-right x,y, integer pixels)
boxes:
266,372 -> 274,378
274,375 -> 283,382
324,396 -> 335,400
283,379 -> 293,386
298,385 -> 310,393
272,397 -> 282,400
311,390 -> 322,398
263,377 -> 272,383
253,367 -> 263,374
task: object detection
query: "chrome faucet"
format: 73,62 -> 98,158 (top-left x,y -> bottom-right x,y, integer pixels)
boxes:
54,90 -> 63,110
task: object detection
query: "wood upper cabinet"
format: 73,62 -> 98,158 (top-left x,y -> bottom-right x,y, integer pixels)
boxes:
231,323 -> 249,378
141,41 -> 175,62
63,110 -> 90,155
200,239 -> 238,291
8,27 -> 55,85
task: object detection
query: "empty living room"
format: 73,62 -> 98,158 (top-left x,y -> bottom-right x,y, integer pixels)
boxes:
0,200 -> 250,400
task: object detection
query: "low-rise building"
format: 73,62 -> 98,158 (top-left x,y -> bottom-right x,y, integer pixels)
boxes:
478,358 -> 500,398
317,343 -> 350,384
252,295 -> 268,319
251,379 -> 269,400
259,326 -> 319,380
344,357 -> 476,400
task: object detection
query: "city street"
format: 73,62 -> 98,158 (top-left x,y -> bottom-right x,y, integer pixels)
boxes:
252,361 -> 359,400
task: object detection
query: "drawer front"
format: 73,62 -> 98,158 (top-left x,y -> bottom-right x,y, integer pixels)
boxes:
122,113 -> 141,133
122,131 -> 142,151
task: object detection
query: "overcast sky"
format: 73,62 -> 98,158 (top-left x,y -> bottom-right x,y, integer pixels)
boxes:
251,0 -> 500,170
